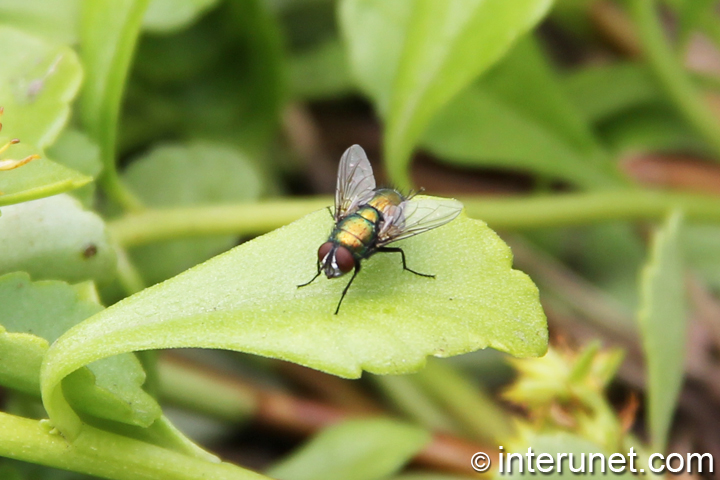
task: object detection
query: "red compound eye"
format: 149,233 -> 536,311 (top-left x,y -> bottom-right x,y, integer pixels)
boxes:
318,242 -> 333,262
334,246 -> 355,273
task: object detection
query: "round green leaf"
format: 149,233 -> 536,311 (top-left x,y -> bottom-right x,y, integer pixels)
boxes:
42,204 -> 547,439
0,26 -> 83,149
0,194 -> 116,283
123,141 -> 263,284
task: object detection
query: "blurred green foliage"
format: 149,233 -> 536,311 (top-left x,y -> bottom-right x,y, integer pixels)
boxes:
0,0 -> 717,478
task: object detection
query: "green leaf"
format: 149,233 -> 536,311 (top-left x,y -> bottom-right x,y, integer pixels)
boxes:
421,36 -> 620,189
0,27 -> 83,149
0,0 -> 80,44
143,0 -> 220,33
42,205 -> 547,439
340,0 -> 554,188
422,87 -> 615,189
0,272 -> 160,427
563,63 -> 661,123
123,141 -> 263,284
638,210 -> 687,452
598,104 -> 705,155
0,154 -> 91,207
123,0 -> 285,158
268,419 -> 430,480
0,194 -> 116,283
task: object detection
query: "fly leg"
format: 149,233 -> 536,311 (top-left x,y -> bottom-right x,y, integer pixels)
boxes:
335,261 -> 360,315
377,247 -> 435,278
297,263 -> 322,288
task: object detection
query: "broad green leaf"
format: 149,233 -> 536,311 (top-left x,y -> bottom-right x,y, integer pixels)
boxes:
421,36 -> 620,189
638,210 -> 687,453
42,205 -> 547,439
422,86 -> 615,189
563,63 -> 661,123
0,27 -> 83,149
0,0 -> 79,44
0,272 -> 160,427
143,0 -> 220,33
268,419 -> 430,480
0,194 -> 116,283
340,0 -> 554,188
79,0 -> 149,180
123,141 -> 263,284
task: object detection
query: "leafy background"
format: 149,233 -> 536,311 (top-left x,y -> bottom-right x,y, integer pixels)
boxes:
1,0 -> 720,478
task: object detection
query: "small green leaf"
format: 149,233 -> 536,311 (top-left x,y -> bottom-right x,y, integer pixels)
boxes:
0,0 -> 80,44
143,0 -> 220,33
268,419 -> 430,480
0,26 -> 83,149
123,141 -> 263,284
340,0 -> 553,188
0,272 -> 160,427
0,194 -> 116,283
638,210 -> 687,452
0,153 -> 91,207
42,205 -> 547,439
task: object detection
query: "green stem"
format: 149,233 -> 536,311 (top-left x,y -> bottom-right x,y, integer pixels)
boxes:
630,0 -> 720,159
108,191 -> 720,248
80,0 -> 148,213
0,412 -> 270,480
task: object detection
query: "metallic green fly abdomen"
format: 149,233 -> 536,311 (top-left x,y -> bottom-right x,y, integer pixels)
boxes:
298,145 -> 463,314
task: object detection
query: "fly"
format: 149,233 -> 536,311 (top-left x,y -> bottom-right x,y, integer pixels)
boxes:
298,144 -> 463,314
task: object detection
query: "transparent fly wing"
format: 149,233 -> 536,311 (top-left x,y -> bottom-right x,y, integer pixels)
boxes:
335,144 -> 376,220
378,197 -> 463,246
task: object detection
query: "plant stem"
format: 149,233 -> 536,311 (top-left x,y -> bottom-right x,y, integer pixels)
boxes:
80,0 -> 148,213
0,412 -> 270,480
629,0 -> 720,159
108,191 -> 720,248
